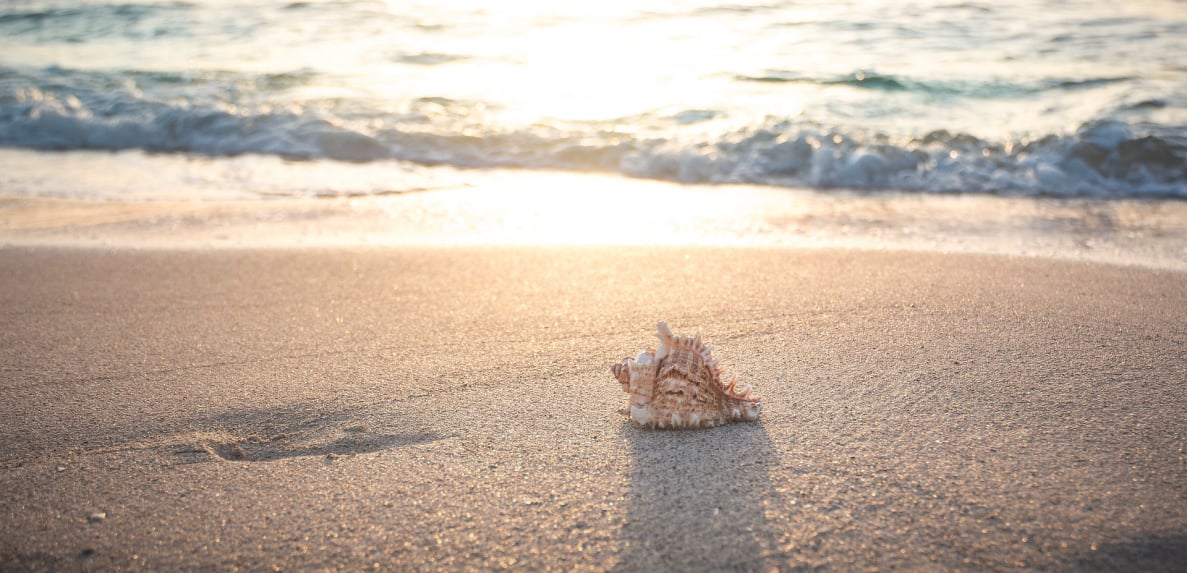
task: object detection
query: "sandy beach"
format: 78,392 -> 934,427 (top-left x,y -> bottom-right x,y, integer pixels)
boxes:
4,0 -> 1187,568
2,245 -> 1184,571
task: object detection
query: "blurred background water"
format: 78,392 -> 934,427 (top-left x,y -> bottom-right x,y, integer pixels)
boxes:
1,0 -> 1185,198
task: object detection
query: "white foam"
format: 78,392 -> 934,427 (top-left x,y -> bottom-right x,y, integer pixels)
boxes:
0,69 -> 1183,198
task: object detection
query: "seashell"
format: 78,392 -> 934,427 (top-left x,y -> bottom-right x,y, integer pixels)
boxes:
611,321 -> 762,429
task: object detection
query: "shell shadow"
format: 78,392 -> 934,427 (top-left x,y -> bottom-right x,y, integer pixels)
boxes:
614,421 -> 784,572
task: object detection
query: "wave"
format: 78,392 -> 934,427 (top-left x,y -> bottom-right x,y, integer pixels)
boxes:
0,1 -> 197,42
620,121 -> 1187,198
1,68 -> 1184,198
735,70 -> 1135,98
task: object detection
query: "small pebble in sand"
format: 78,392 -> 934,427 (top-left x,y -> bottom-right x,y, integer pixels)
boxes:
88,512 -> 106,523
326,453 -> 338,460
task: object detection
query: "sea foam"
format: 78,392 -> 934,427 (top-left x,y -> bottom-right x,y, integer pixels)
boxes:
2,72 -> 1183,198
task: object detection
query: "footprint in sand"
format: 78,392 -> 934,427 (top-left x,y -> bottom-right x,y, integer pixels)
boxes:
171,424 -> 445,463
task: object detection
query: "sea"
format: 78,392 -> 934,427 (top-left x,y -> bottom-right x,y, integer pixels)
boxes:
1,0 -> 1185,202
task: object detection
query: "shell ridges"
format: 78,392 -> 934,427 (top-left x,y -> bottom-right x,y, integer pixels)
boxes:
610,321 -> 762,430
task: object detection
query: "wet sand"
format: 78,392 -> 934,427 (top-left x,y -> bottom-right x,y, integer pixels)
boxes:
1,246 -> 1185,571
4,176 -> 1187,270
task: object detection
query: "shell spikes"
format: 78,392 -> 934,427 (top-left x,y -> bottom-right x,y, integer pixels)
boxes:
610,321 -> 762,430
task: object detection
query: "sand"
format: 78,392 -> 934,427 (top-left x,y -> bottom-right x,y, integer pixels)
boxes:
4,176 -> 1187,270
1,245 -> 1184,571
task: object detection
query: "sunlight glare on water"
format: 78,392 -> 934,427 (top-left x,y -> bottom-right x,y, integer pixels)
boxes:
0,0 -> 1184,197
377,0 -> 791,125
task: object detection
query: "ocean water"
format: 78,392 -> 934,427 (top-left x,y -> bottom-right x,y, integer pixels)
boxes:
1,0 -> 1186,199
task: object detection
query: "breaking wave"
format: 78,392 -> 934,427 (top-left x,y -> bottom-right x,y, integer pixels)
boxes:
1,66 -> 1184,198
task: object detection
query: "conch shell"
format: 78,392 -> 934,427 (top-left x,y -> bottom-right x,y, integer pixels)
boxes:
611,321 -> 761,429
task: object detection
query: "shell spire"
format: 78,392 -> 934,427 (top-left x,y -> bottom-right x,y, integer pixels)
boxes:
610,321 -> 762,429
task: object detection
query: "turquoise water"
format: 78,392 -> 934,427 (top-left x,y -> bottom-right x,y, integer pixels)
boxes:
1,0 -> 1185,197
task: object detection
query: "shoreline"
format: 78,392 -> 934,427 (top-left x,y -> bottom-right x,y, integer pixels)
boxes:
2,246 -> 1184,570
4,172 -> 1187,272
